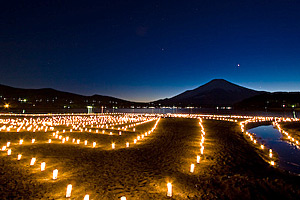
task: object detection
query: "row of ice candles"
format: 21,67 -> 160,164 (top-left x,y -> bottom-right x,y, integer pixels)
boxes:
240,120 -> 276,166
273,121 -> 300,147
188,118 -> 205,174
50,118 -> 160,148
0,118 -> 160,154
0,117 -> 156,133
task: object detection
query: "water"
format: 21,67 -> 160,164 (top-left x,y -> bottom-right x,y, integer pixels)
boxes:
248,125 -> 300,174
108,108 -> 298,117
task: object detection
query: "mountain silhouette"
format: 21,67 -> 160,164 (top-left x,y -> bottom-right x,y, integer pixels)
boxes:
154,79 -> 264,107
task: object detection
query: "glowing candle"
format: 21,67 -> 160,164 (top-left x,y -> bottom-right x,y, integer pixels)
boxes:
110,132 -> 113,135
190,163 -> 195,173
19,139 -> 23,145
137,136 -> 140,140
133,128 -> 135,132
66,136 -> 69,141
1,146 -> 6,151
85,140 -> 88,145
200,147 -> 204,155
48,139 -> 52,143
30,158 -> 36,165
260,145 -> 264,149
84,194 -> 89,200
126,142 -> 129,147
269,153 -> 273,158
18,154 -> 22,160
119,131 -> 122,135
197,155 -> 200,164
270,161 -> 275,166
66,184 -> 72,198
77,139 -> 80,144
53,169 -> 58,179
7,142 -> 10,147
167,182 -> 172,197
121,196 -> 126,200
7,149 -> 11,155
134,139 -> 137,144
112,143 -> 115,149
41,162 -> 46,171
59,135 -> 62,139
93,142 -> 96,148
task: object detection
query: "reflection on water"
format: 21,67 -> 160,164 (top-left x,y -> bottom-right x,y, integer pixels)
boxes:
249,125 -> 300,174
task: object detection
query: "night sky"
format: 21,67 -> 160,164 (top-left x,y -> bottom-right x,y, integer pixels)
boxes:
1,0 -> 300,102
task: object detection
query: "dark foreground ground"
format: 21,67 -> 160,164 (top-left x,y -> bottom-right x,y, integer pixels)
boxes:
1,118 -> 300,199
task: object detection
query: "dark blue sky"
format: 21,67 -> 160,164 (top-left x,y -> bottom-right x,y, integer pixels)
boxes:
1,0 -> 300,102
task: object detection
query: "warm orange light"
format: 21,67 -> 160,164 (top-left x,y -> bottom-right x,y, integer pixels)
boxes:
53,169 -> 58,180
197,155 -> 200,164
270,161 -> 275,166
41,162 -> 46,171
167,182 -> 172,197
66,184 -> 72,198
30,158 -> 36,165
190,163 -> 195,173
7,149 -> 11,155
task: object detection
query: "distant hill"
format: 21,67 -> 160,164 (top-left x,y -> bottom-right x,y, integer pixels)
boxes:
1,80 -> 298,113
153,79 -> 264,107
0,84 -> 145,112
235,92 -> 300,110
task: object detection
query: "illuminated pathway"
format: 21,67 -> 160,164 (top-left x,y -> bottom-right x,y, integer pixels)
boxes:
1,114 -> 300,199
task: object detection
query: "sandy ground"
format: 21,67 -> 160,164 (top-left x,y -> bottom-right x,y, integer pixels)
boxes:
1,118 -> 300,199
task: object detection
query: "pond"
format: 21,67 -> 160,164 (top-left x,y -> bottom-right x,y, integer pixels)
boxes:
248,125 -> 300,174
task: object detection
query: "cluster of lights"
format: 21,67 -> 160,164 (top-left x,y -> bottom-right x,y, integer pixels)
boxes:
2,113 -> 298,198
48,117 -> 161,150
130,118 -> 160,147
165,116 -> 207,198
0,113 -> 162,199
189,118 -> 206,173
240,118 -> 277,166
273,121 -> 300,147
